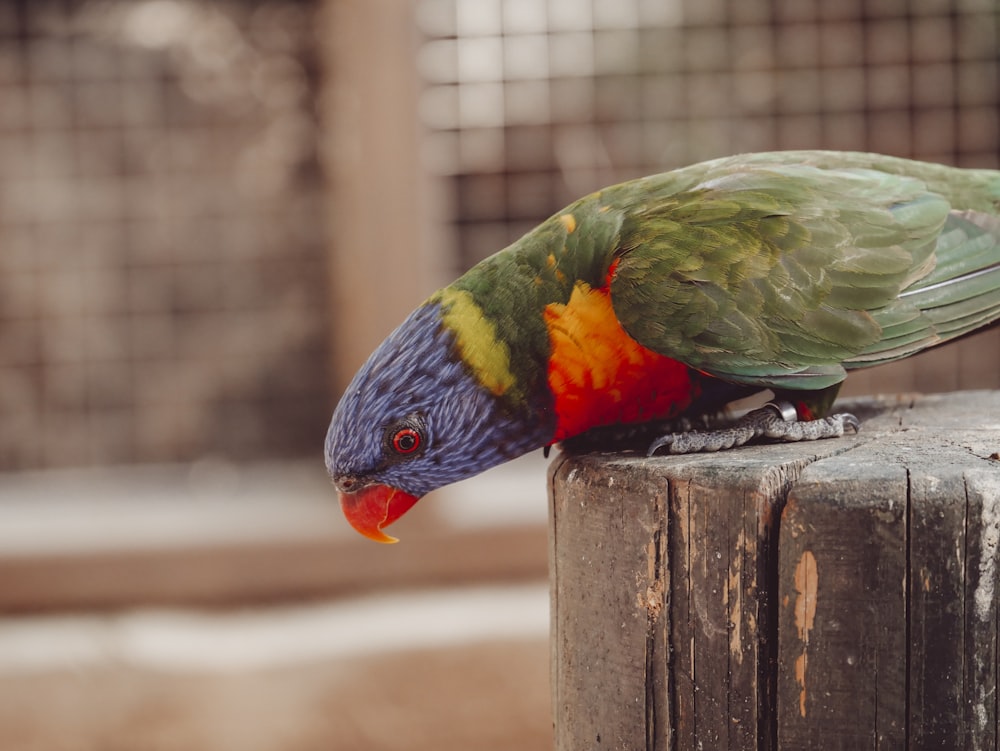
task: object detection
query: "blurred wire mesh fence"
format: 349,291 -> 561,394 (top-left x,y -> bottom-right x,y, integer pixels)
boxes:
0,0 -> 330,471
0,0 -> 998,474
416,0 -> 998,268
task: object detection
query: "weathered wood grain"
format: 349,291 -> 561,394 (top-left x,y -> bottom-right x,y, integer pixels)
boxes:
549,391 -> 1000,751
550,435 -> 873,749
956,471 -> 999,749
549,458 -> 672,751
776,447 -> 909,748
778,400 -> 1000,750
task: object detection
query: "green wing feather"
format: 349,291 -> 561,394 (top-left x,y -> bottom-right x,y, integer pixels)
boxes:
607,152 -> 1000,391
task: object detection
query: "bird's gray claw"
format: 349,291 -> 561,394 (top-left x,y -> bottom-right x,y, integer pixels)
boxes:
646,434 -> 675,456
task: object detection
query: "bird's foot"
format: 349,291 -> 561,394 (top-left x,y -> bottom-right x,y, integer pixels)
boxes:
647,401 -> 860,455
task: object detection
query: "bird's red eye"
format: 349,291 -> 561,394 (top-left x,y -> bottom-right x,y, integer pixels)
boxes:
391,427 -> 421,454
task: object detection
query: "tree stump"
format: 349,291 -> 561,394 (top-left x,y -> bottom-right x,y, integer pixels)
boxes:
549,391 -> 1000,751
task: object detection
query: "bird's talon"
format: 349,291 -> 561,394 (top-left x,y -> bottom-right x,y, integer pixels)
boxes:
646,435 -> 675,456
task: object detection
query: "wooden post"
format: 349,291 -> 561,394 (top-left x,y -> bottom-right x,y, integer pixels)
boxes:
320,0 -> 445,393
549,391 -> 1000,750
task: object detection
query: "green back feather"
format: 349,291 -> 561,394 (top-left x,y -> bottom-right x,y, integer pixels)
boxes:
435,150 -> 1000,402
607,151 -> 1000,389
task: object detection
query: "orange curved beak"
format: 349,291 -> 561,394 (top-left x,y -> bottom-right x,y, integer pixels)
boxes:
339,483 -> 420,543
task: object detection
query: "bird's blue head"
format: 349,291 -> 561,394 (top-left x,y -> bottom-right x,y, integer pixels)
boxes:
324,301 -> 548,542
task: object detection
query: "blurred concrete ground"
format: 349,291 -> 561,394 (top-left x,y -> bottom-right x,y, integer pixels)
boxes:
0,586 -> 551,751
0,453 -> 550,609
0,455 -> 552,750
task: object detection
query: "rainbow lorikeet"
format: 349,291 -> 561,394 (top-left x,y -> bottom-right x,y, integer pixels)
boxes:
325,150 -> 1000,542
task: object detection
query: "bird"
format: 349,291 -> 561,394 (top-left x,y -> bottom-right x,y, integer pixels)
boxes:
324,150 -> 1000,542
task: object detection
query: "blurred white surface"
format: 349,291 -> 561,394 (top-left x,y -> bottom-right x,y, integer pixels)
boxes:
0,452 -> 551,556
0,582 -> 548,673
0,453 -> 552,609
429,450 -> 550,530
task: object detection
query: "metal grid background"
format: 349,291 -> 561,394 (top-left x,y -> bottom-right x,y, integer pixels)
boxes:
416,0 -> 1000,272
1,0 -> 998,471
0,0 -> 330,470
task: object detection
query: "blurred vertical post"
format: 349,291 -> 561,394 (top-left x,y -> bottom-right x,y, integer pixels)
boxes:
320,0 -> 440,394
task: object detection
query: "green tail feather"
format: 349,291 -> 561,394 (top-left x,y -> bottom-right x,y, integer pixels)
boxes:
849,209 -> 1000,368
